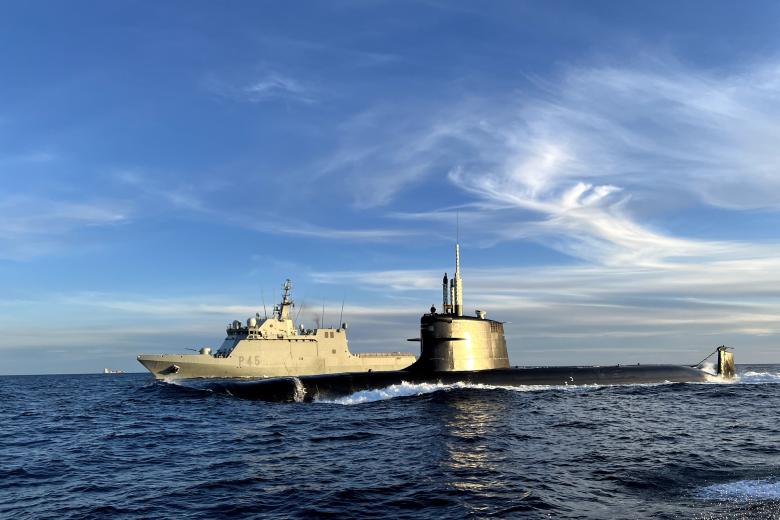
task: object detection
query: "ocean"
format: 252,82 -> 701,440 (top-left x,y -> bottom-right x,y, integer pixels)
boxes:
2,366 -> 779,519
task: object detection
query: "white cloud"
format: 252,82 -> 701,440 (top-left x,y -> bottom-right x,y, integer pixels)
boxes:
320,58 -> 780,266
243,73 -> 313,102
0,196 -> 129,260
252,221 -> 418,241
114,169 -> 207,211
205,71 -> 315,104
0,150 -> 58,165
316,107 -> 465,208
113,169 -> 416,243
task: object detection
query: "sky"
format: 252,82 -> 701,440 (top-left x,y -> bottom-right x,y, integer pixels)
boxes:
2,1 -> 780,374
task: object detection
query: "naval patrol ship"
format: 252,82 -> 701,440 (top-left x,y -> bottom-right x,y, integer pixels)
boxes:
137,280 -> 417,379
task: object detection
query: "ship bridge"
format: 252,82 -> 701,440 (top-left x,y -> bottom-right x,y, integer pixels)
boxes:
215,279 -> 346,357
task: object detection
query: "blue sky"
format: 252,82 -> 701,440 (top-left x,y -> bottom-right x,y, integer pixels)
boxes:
3,1 -> 780,374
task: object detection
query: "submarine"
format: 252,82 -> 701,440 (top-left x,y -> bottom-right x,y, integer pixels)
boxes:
207,243 -> 736,402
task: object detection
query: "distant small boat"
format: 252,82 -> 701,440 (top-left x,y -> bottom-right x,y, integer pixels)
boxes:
103,368 -> 124,374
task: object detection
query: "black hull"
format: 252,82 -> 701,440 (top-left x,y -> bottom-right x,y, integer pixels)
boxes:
208,364 -> 711,402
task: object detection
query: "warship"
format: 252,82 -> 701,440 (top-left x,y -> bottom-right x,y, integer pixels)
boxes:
207,243 -> 736,402
137,280 -> 417,379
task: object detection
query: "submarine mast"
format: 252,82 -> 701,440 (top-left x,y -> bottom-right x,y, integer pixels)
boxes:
454,242 -> 463,316
442,273 -> 449,313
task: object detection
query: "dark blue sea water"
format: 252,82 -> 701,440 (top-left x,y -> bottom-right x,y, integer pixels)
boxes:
2,365 -> 780,519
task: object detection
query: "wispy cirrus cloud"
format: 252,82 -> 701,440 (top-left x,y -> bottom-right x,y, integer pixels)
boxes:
114,169 -> 208,211
0,195 -> 129,260
321,57 -> 780,266
243,73 -> 314,103
315,107 -> 467,208
204,71 -> 315,104
113,169 -> 417,243
439,59 -> 780,265
0,149 -> 58,166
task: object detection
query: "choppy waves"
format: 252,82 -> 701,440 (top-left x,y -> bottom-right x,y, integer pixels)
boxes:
4,368 -> 780,520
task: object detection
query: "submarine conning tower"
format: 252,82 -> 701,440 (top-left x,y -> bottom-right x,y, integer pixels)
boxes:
408,243 -> 510,372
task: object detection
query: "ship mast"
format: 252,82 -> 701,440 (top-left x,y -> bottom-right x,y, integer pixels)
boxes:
278,279 -> 294,320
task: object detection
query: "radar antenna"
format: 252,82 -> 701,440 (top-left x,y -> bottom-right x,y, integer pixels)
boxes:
278,279 -> 294,320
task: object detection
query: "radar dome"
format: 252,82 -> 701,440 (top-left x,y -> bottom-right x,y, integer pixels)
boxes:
248,317 -> 257,327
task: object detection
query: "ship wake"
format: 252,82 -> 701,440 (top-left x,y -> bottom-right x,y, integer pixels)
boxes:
736,370 -> 780,384
315,380 -> 609,405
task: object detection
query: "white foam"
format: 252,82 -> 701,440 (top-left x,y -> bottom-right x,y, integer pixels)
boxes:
699,359 -> 717,375
317,380 -> 611,405
696,479 -> 780,501
291,377 -> 307,403
158,378 -> 214,393
737,371 -> 780,384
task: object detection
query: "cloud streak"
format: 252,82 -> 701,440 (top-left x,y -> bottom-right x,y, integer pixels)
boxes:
321,57 -> 780,266
0,196 -> 129,260
205,71 -> 316,104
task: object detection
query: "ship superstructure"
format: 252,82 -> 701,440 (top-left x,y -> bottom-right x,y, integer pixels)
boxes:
137,280 -> 416,379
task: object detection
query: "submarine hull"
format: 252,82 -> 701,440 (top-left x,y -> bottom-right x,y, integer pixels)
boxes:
207,364 -> 713,402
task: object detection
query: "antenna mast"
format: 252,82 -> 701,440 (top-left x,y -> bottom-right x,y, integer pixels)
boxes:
453,211 -> 463,316
279,279 -> 293,320
442,273 -> 449,313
